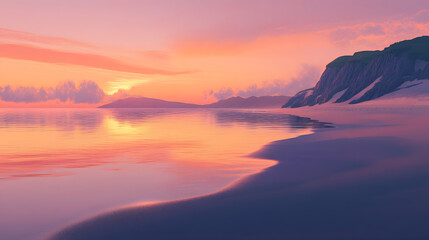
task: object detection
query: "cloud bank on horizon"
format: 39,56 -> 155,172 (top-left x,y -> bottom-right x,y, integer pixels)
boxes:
0,81 -> 105,104
208,65 -> 320,99
0,1 -> 429,105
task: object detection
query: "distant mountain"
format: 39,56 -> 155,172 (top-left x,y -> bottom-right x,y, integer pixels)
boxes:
206,96 -> 291,108
98,97 -> 200,108
99,95 -> 291,108
283,36 -> 429,108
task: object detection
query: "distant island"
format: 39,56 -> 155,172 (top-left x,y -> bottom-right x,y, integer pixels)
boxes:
99,95 -> 290,109
204,96 -> 290,108
284,36 -> 429,108
100,36 -> 429,110
98,97 -> 200,108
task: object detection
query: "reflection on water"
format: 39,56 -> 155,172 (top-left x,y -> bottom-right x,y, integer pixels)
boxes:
214,111 -> 332,129
0,108 -> 328,240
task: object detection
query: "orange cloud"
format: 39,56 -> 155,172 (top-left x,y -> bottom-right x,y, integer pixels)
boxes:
326,14 -> 429,47
134,50 -> 170,60
208,64 -> 321,100
0,43 -> 191,75
175,40 -> 250,57
176,9 -> 429,57
169,10 -> 429,104
0,27 -> 94,48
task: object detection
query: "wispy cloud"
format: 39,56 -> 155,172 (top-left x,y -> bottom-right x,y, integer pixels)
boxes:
328,10 -> 429,46
207,87 -> 235,100
177,9 -> 429,56
208,65 -> 320,100
0,43 -> 191,75
133,50 -> 170,61
412,9 -> 429,23
0,27 -> 94,48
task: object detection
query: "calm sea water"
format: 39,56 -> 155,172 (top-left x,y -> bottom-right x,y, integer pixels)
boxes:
0,108 -> 326,240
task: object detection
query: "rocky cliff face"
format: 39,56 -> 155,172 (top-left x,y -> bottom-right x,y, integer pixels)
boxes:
283,36 -> 429,108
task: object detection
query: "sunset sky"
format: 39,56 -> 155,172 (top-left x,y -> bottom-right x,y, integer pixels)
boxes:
1,0 -> 429,106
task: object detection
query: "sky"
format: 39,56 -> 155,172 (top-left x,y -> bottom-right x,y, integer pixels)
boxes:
0,0 -> 429,106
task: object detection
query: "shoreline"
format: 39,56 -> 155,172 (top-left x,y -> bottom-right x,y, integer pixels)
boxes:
49,104 -> 429,240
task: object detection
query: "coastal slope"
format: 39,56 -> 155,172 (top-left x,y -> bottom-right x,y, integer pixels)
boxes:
284,36 -> 429,108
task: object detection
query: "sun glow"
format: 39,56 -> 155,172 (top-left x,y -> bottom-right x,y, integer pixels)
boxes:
106,78 -> 150,95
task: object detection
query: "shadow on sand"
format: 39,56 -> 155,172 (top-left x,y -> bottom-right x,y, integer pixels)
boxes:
49,108 -> 429,240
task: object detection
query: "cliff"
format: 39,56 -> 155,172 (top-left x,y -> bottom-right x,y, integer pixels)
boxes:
283,36 -> 429,108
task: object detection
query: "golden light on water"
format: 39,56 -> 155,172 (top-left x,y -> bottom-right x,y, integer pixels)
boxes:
0,108 -> 319,240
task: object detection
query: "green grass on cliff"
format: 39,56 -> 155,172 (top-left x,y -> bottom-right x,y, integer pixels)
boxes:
327,51 -> 382,68
385,36 -> 429,61
326,36 -> 429,68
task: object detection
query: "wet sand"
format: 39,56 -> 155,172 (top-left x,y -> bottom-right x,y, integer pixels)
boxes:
49,104 -> 429,240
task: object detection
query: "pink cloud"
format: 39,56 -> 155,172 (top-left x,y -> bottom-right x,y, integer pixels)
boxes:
134,50 -> 170,61
0,27 -> 94,48
412,9 -> 429,23
326,9 -> 429,47
209,65 -> 320,99
0,81 -> 105,104
360,24 -> 385,36
329,28 -> 359,46
1,86 -> 51,103
178,8 -> 429,54
208,88 -> 234,100
175,40 -> 248,56
0,43 -> 190,75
